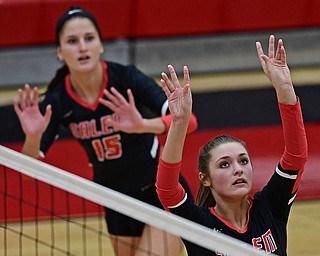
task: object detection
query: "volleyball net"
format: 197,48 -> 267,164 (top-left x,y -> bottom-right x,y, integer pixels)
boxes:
0,145 -> 267,256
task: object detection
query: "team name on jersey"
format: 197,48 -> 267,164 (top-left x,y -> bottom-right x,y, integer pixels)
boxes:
252,229 -> 277,254
69,114 -> 118,139
214,229 -> 277,255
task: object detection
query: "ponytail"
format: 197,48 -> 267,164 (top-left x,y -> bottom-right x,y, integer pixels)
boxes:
196,184 -> 216,207
45,64 -> 69,94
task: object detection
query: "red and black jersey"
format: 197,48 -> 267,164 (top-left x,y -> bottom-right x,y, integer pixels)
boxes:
39,61 -> 169,193
156,100 -> 308,256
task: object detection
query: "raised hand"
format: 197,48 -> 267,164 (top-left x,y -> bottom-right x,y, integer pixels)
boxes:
160,65 -> 192,122
99,87 -> 144,133
256,35 -> 296,104
13,84 -> 52,139
256,35 -> 292,90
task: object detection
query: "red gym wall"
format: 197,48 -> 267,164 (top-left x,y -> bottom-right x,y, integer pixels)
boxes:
1,0 -> 320,47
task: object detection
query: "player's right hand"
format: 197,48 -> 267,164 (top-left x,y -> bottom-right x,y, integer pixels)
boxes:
13,84 -> 52,138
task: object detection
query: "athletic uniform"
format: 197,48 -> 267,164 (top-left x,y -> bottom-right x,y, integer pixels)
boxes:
39,61 -> 197,236
157,100 -> 307,256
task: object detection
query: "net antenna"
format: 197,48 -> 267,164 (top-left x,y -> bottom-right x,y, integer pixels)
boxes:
0,145 -> 273,256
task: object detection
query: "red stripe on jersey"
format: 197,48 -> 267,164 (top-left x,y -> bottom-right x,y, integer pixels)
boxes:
65,61 -> 108,111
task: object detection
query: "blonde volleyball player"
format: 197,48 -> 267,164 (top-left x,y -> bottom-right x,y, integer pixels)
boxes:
156,35 -> 308,255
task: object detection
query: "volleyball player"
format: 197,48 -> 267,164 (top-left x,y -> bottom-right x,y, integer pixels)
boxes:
156,35 -> 308,255
13,6 -> 198,256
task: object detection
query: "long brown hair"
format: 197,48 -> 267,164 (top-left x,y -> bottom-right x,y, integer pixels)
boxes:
195,135 -> 248,207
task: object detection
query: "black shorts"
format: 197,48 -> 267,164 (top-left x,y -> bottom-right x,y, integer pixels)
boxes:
105,175 -> 192,237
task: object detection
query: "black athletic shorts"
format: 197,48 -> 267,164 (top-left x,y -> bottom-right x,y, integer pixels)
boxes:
105,175 -> 192,236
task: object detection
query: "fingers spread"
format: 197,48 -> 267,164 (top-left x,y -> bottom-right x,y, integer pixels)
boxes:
109,87 -> 127,106
16,84 -> 39,110
161,65 -> 189,96
102,87 -> 127,108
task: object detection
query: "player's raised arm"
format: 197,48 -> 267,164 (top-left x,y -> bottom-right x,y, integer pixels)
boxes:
257,35 -> 307,171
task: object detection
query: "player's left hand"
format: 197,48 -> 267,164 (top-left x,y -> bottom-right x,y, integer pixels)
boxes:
99,87 -> 144,133
256,35 -> 296,104
256,35 -> 292,91
161,65 -> 192,123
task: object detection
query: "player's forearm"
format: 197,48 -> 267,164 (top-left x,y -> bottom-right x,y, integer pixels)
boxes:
275,83 -> 297,105
161,119 -> 189,164
21,136 -> 42,159
139,117 -> 167,134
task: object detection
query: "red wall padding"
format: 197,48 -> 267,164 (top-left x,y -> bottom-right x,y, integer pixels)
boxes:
1,0 -> 320,47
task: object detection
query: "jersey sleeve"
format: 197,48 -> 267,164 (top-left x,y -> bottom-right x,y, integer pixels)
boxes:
256,98 -> 308,220
156,157 -> 186,211
278,97 -> 308,192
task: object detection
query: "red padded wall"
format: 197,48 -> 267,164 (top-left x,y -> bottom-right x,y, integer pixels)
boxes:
1,0 -> 320,47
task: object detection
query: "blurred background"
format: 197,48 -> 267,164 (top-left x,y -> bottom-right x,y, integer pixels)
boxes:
0,1 -> 320,255
1,0 -> 320,88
